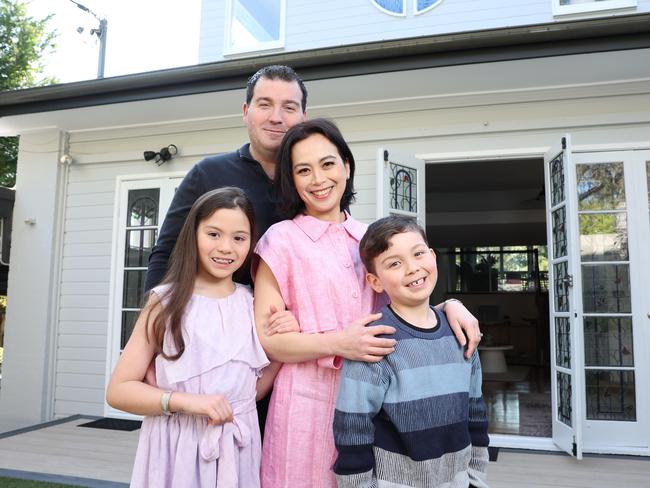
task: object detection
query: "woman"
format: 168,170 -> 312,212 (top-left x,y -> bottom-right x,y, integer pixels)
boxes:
253,119 -> 480,487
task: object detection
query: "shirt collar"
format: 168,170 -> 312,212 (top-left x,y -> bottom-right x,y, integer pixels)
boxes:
294,211 -> 366,242
238,143 -> 256,163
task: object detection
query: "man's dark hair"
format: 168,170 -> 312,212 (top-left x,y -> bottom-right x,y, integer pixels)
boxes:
246,65 -> 308,112
275,118 -> 356,219
360,215 -> 428,274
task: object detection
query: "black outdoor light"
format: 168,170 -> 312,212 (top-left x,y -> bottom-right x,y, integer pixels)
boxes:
144,144 -> 178,166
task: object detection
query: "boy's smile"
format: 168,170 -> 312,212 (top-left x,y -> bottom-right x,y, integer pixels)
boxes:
366,231 -> 438,311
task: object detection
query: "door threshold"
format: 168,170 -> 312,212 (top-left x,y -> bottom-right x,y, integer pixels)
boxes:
489,434 -> 558,451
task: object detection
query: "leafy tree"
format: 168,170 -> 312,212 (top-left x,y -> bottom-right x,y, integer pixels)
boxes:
0,0 -> 57,187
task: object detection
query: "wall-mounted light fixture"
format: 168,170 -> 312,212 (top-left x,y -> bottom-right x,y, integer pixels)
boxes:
60,154 -> 73,165
144,144 -> 178,166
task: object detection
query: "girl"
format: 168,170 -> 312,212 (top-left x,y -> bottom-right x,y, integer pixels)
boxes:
107,187 -> 295,488
253,119 -> 481,487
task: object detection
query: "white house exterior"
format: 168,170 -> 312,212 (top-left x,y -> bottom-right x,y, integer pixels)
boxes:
1,0 -> 649,459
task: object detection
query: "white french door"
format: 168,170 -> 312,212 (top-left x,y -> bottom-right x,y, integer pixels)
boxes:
544,135 -> 584,458
104,175 -> 183,418
545,138 -> 650,455
376,148 -> 425,224
574,150 -> 649,453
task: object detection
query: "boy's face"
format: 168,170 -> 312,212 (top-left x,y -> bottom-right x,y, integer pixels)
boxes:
367,231 -> 438,309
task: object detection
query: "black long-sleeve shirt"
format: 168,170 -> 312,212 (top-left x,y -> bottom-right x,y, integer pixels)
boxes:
144,144 -> 281,291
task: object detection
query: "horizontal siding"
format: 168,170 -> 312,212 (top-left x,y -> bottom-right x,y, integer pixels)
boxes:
199,0 -> 650,63
52,48 -> 650,419
55,400 -> 104,417
56,372 -> 106,389
54,122 -> 221,419
58,360 -> 106,375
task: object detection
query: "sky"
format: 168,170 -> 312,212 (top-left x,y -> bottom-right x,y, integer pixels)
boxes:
26,0 -> 202,83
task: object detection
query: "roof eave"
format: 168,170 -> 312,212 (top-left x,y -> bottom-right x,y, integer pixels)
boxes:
1,13 -> 650,116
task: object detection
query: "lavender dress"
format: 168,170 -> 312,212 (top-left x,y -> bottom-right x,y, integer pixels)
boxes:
130,284 -> 269,488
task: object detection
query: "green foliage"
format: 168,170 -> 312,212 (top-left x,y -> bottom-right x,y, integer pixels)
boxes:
0,476 -> 79,487
0,0 -> 57,187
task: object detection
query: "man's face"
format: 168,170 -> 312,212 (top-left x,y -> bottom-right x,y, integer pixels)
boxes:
243,77 -> 306,159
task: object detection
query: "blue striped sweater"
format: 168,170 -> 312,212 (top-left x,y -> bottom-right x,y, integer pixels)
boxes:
333,305 -> 490,488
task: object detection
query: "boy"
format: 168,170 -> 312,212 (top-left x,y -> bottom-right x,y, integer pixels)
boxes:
333,215 -> 489,488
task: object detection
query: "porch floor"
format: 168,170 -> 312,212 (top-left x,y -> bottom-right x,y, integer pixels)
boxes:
0,415 -> 648,487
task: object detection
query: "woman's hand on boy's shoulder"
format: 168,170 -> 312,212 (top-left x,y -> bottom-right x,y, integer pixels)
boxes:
336,313 -> 396,363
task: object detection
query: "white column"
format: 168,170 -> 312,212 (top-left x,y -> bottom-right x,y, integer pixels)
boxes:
0,129 -> 66,432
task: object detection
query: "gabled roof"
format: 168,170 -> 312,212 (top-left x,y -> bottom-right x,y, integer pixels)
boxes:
1,13 -> 649,117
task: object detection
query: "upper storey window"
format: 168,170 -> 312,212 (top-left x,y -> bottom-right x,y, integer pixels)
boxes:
370,0 -> 443,16
225,0 -> 285,55
552,0 -> 637,16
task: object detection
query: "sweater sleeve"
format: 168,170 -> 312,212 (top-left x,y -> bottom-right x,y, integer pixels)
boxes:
333,357 -> 389,488
468,350 -> 490,488
144,164 -> 206,291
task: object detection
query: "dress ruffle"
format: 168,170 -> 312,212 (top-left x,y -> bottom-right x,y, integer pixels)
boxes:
151,284 -> 269,387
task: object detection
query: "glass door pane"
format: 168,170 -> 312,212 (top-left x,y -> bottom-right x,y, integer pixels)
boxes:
545,135 -> 583,458
576,161 -> 635,423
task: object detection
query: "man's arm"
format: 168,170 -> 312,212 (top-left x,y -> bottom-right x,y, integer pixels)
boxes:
144,166 -> 205,291
333,358 -> 388,488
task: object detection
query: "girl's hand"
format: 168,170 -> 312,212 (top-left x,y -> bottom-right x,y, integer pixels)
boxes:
173,392 -> 234,425
266,305 -> 300,335
443,300 -> 481,359
336,313 -> 396,363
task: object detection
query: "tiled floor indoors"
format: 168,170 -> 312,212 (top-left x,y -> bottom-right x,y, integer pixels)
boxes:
483,365 -> 552,437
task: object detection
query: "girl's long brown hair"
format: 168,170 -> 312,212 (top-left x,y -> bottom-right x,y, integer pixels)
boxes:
146,187 -> 256,360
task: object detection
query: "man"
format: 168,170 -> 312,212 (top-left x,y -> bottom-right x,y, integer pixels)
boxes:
145,65 -> 307,291
146,63 -> 481,349
144,64 -> 481,436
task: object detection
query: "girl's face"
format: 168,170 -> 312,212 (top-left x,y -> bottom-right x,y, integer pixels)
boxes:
196,207 -> 251,285
291,133 -> 350,222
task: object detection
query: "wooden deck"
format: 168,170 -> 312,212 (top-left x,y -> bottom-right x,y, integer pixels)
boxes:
0,415 -> 648,487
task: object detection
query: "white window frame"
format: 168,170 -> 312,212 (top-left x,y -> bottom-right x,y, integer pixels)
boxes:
370,0 -> 406,17
552,0 -> 637,17
104,173 -> 184,418
223,0 -> 286,57
414,0 -> 444,16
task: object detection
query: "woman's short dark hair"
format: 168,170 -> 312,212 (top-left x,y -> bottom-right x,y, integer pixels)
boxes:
275,118 -> 356,219
359,215 -> 428,274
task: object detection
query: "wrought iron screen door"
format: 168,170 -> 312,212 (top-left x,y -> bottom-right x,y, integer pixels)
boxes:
544,135 -> 584,459
376,148 -> 425,225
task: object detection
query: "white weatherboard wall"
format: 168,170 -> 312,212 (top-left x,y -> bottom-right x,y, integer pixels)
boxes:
54,120 -> 252,419
199,0 -> 650,63
1,48 -> 649,429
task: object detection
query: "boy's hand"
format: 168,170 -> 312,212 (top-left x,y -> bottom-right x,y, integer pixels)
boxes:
266,305 -> 300,335
444,300 -> 481,359
337,313 -> 396,363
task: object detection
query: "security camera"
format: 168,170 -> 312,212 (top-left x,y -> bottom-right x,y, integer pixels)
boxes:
143,151 -> 158,161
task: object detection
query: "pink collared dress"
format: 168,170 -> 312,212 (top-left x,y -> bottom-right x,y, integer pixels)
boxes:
130,283 -> 269,488
255,213 -> 383,488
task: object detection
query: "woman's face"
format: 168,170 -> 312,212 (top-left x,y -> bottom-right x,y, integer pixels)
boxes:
291,133 -> 350,222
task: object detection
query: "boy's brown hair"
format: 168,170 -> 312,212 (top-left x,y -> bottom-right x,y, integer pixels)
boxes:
360,215 -> 428,274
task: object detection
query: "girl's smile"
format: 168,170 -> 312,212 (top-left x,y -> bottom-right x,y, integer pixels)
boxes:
291,133 -> 350,222
195,207 -> 251,291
